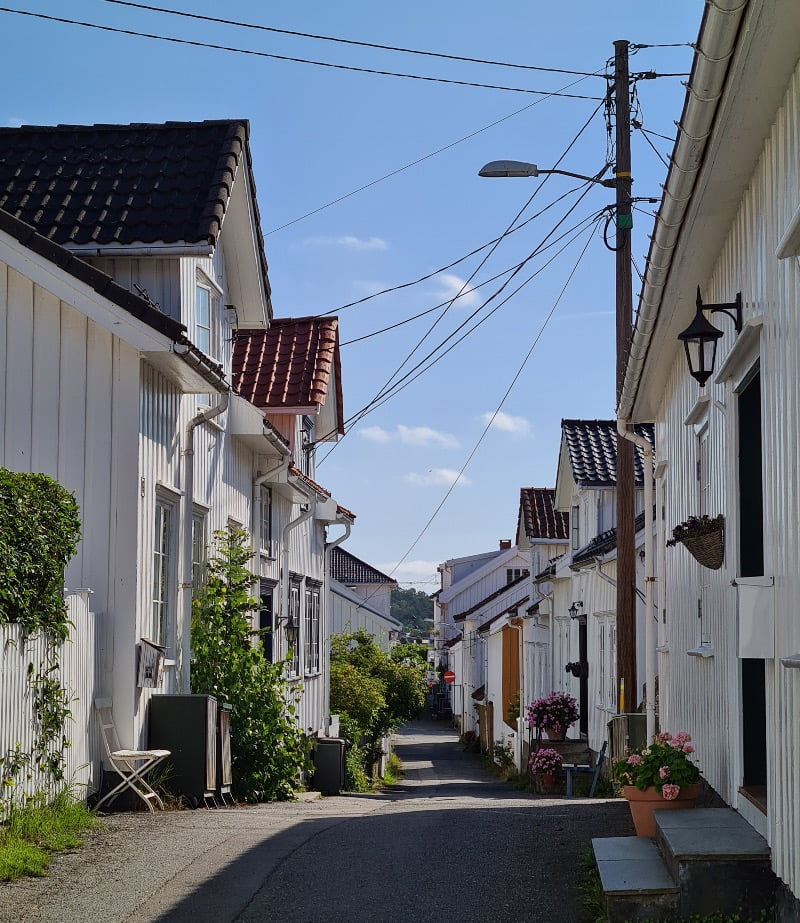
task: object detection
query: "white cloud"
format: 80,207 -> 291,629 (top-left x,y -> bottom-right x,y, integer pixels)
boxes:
303,235 -> 388,251
359,424 -> 459,448
480,411 -> 532,437
397,424 -> 459,448
404,468 -> 471,488
359,426 -> 391,444
434,273 -> 479,309
7,117 -> 25,127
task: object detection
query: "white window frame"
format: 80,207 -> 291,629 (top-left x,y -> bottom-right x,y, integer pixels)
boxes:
304,582 -> 321,674
594,610 -> 617,712
260,486 -> 274,557
300,415 -> 315,477
571,504 -> 580,550
195,271 -> 222,360
191,508 -> 207,594
152,493 -> 178,654
288,578 -> 302,678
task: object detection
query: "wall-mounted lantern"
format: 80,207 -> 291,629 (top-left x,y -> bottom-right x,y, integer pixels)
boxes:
678,287 -> 742,386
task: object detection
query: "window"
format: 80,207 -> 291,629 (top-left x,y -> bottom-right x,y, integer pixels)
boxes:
595,611 -> 616,711
259,582 -> 276,663
195,283 -> 220,359
304,582 -> 321,674
152,497 -> 176,651
506,568 -> 529,584
287,578 -> 301,676
191,510 -> 207,594
300,415 -> 314,477
260,486 -> 273,556
571,505 -> 580,550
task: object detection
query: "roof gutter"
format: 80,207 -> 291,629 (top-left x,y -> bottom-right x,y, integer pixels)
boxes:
67,243 -> 214,258
619,0 -> 748,422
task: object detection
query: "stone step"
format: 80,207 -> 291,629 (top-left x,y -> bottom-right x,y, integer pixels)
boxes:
655,808 -> 776,917
593,836 -> 678,923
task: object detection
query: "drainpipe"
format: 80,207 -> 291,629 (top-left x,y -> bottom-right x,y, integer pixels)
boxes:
323,516 -> 352,736
617,419 -> 655,740
253,451 -> 291,557
279,484 -> 316,668
179,390 -> 230,694
593,558 -> 617,590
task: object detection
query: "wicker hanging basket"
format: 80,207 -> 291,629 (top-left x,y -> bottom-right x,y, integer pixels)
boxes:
681,526 -> 724,569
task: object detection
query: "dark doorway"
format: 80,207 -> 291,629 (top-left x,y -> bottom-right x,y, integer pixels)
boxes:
579,618 -> 589,736
259,580 -> 276,663
738,369 -> 767,796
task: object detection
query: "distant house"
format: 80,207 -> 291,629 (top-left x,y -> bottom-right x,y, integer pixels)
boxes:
329,546 -> 397,621
0,120 -> 352,767
551,420 -> 653,754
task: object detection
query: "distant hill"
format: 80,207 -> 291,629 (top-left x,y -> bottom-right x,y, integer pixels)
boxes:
391,587 -> 434,636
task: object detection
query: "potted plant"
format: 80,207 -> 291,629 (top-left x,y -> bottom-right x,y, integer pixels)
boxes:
565,661 -> 588,679
666,514 -> 724,569
612,731 -> 701,837
525,691 -> 579,741
528,747 -> 563,791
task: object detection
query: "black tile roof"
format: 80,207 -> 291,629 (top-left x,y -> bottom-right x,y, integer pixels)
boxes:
518,487 -> 569,540
0,120 -> 251,249
561,419 -> 655,487
330,547 -> 396,586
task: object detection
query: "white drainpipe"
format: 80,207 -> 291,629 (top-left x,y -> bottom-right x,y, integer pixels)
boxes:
253,452 -> 291,557
617,419 -> 655,740
323,517 -> 352,735
179,390 -> 230,693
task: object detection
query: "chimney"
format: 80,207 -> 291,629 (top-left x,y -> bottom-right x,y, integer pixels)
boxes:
499,539 -> 512,550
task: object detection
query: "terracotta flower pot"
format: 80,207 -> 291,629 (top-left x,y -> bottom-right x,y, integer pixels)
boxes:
623,783 -> 699,837
546,726 -> 566,741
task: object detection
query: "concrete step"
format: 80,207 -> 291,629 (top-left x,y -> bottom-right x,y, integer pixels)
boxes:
593,836 -> 678,922
655,808 -> 776,917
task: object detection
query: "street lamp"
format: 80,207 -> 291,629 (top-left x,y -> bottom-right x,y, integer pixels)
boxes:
478,160 -> 617,188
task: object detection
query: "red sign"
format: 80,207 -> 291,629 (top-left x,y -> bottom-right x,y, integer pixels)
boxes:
443,670 -> 456,684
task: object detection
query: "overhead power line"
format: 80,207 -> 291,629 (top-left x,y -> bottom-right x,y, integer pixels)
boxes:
0,8 -> 605,98
100,0 -> 604,78
386,221 -> 598,579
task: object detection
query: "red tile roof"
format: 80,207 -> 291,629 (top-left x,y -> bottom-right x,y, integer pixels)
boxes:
518,487 -> 569,541
232,318 -> 343,433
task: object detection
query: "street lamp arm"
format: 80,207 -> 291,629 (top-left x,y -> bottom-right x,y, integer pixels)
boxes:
478,159 -> 617,188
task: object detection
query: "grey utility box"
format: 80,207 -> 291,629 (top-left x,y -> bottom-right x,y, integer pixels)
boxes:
311,737 -> 346,795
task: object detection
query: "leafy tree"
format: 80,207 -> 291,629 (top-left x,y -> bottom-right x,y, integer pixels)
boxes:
191,529 -> 310,802
390,587 -> 434,636
330,629 -> 427,788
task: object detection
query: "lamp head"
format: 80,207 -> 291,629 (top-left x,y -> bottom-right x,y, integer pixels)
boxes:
478,160 -> 540,178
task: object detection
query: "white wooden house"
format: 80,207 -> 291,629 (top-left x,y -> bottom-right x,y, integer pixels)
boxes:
618,0 -> 800,910
550,419 -> 653,756
329,546 -> 398,623
0,121 -> 352,770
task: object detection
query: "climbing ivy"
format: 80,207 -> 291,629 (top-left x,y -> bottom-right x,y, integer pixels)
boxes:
191,528 -> 311,802
0,469 -> 81,792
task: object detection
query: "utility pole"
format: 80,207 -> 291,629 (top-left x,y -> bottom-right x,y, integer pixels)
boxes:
613,39 -> 636,715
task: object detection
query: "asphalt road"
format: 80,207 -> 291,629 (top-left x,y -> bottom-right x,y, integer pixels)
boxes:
0,720 -> 633,923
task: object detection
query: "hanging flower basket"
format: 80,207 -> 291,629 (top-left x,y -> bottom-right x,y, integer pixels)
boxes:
667,514 -> 724,570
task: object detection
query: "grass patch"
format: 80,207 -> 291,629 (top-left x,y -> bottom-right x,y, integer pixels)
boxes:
0,788 -> 98,881
381,752 -> 403,785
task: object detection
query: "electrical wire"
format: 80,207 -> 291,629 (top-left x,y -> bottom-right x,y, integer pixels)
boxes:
0,8 -> 605,98
267,86 -> 593,235
345,96 -> 607,425
317,183 -> 588,318
385,222 -> 598,579
340,205 -> 598,346
100,0 -> 605,78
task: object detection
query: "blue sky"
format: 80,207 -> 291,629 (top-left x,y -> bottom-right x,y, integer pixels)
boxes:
1,1 -> 703,588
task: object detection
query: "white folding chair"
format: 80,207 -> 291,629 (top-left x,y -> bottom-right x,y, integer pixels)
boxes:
94,698 -> 171,812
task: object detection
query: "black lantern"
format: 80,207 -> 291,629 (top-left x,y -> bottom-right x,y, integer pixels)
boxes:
678,288 -> 742,386
568,601 -> 584,619
283,613 -> 299,650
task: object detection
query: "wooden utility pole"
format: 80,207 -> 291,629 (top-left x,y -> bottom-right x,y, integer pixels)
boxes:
614,39 -> 636,714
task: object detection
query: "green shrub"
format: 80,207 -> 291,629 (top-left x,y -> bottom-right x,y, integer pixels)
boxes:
191,529 -> 310,802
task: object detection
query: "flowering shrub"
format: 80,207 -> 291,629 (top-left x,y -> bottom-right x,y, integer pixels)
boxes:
613,731 -> 701,799
526,691 -> 579,732
666,514 -> 723,547
528,748 -> 563,775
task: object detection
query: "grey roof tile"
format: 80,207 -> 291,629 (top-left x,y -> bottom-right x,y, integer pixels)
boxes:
561,419 -> 655,487
330,547 -> 396,585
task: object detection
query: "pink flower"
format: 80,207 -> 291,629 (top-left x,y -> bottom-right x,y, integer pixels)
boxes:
682,745 -> 695,754
661,783 -> 681,800
627,754 -> 644,766
658,766 -> 670,780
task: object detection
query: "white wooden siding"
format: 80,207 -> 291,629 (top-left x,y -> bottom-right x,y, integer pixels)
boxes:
85,257 -> 181,323
654,60 -> 800,893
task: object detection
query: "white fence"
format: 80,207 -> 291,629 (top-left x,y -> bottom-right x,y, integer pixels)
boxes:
0,590 -> 100,807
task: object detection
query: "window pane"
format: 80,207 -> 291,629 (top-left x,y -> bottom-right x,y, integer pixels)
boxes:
196,287 -> 211,355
